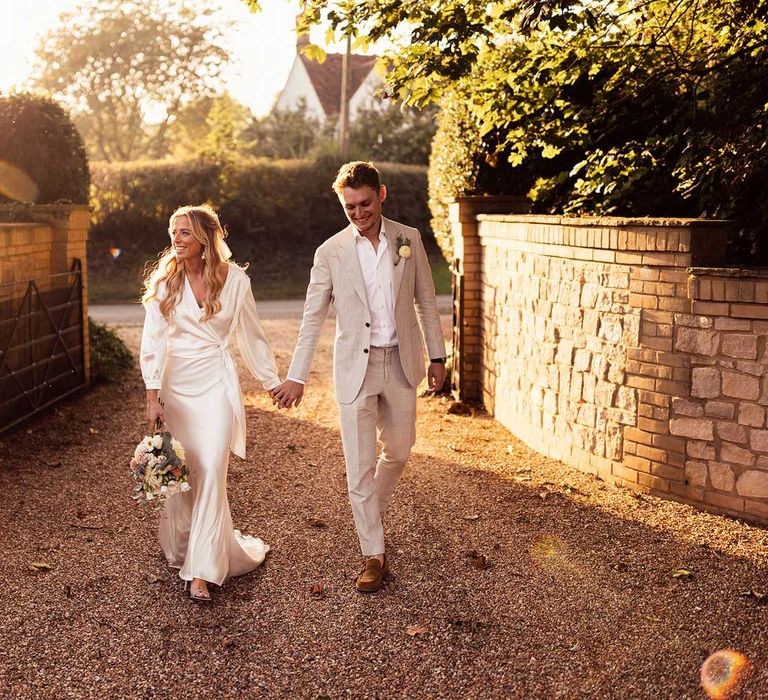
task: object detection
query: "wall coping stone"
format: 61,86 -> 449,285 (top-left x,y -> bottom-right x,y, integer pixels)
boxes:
0,203 -> 90,225
476,214 -> 730,227
690,267 -> 768,278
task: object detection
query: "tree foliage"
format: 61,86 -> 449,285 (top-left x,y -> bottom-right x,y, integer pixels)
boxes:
32,0 -> 231,162
277,0 -> 768,261
0,94 -> 89,204
241,100 -> 333,160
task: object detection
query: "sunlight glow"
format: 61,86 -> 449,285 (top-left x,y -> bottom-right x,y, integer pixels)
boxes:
0,162 -> 39,202
700,649 -> 751,699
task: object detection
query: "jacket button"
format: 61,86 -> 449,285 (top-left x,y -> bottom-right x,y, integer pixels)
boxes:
363,348 -> 369,353
365,322 -> 370,327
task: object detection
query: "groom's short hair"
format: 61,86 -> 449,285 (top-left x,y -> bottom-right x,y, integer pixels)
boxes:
332,161 -> 381,194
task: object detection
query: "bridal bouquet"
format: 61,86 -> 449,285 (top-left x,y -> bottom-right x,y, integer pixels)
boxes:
130,423 -> 190,506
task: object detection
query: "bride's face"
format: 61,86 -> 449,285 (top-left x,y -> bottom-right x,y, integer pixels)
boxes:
171,215 -> 205,262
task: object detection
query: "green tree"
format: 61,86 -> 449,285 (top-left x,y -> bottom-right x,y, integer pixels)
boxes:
32,0 -> 231,161
267,0 -> 768,260
241,100 -> 334,160
166,94 -> 254,160
349,103 -> 437,165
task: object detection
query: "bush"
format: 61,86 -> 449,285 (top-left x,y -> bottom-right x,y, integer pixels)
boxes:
428,93 -> 540,260
89,156 -> 436,299
0,93 -> 89,204
89,319 -> 134,384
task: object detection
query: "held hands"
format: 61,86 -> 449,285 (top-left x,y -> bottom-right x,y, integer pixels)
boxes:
271,379 -> 305,409
428,362 -> 446,392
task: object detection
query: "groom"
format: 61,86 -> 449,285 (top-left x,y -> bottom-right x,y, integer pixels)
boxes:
271,161 -> 446,592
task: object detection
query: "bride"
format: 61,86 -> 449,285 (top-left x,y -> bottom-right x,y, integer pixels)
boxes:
140,204 -> 280,601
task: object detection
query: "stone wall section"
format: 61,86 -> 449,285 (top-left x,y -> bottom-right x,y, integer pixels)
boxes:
0,205 -> 91,381
448,201 -> 768,525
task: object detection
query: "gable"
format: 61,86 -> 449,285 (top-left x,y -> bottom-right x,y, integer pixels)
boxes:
299,53 -> 378,118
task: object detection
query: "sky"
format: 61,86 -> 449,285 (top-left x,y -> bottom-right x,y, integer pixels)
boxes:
0,0 -> 355,117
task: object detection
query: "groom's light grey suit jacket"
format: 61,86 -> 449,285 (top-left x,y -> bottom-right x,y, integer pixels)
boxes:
287,216 -> 446,405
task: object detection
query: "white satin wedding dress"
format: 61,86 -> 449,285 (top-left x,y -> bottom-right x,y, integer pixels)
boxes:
140,264 -> 279,585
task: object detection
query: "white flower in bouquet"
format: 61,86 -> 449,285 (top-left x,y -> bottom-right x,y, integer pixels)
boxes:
129,429 -> 190,507
171,438 -> 185,460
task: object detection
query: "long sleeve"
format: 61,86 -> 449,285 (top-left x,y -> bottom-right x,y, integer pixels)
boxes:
413,229 -> 447,360
286,245 -> 333,383
236,282 -> 280,391
140,296 -> 169,390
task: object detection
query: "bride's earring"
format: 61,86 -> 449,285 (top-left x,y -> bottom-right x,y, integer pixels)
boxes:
201,250 -> 206,261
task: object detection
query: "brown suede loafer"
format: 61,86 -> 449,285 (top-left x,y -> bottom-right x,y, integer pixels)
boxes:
355,556 -> 389,593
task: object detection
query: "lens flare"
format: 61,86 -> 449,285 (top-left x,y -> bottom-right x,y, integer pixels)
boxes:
109,247 -> 123,260
700,649 -> 751,699
530,534 -> 568,570
0,161 -> 38,203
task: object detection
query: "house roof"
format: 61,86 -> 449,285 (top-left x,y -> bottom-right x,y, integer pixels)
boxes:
300,53 -> 378,118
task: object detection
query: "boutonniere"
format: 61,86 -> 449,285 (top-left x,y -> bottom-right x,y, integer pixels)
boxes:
394,234 -> 411,266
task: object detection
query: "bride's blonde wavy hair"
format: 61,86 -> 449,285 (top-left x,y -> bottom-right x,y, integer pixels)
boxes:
141,204 -> 237,321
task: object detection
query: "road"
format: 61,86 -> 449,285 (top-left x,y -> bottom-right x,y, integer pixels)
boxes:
89,295 -> 453,325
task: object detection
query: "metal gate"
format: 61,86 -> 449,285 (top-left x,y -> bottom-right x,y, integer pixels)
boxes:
0,259 -> 86,433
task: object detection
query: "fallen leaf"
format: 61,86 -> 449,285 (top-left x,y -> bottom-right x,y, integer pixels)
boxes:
46,460 -> 62,468
464,550 -> 491,570
89,427 -> 99,435
222,638 -> 235,648
448,617 -> 489,632
462,514 -> 479,521
447,444 -> 463,452
538,491 -> 549,500
145,574 -> 161,584
740,589 -> 768,605
405,624 -> 430,636
447,401 -> 471,415
64,585 -> 72,598
309,518 -> 327,529
513,475 -> 532,482
29,562 -> 52,572
286,444 -> 298,453
671,568 -> 694,580
310,583 -> 326,598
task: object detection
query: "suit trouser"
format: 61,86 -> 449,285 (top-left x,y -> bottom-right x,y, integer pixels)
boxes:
338,345 -> 417,556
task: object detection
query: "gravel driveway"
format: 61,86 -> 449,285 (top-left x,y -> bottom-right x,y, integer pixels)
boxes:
1,316 -> 767,699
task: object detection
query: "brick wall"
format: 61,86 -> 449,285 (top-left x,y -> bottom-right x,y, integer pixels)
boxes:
0,205 -> 91,381
449,200 -> 768,524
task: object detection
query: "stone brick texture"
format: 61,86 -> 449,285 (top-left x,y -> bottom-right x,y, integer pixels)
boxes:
0,206 -> 91,381
450,202 -> 768,526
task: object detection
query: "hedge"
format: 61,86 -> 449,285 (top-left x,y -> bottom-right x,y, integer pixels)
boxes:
89,156 -> 437,294
428,92 -> 561,260
0,93 -> 89,205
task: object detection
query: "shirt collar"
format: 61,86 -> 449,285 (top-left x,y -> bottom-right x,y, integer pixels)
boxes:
353,219 -> 387,243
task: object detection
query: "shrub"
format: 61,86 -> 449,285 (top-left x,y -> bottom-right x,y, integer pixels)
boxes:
89,319 -> 134,384
0,93 -> 89,204
89,156 -> 436,298
428,93 -> 538,260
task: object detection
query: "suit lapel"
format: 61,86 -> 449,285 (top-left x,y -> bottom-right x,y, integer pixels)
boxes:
387,218 -> 406,304
338,225 -> 368,307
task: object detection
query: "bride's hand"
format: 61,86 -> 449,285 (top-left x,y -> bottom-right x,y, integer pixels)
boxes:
146,399 -> 166,432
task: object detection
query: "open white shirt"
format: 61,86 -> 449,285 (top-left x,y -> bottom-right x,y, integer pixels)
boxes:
355,221 -> 398,348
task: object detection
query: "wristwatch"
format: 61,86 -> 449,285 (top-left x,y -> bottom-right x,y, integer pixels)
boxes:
430,357 -> 446,364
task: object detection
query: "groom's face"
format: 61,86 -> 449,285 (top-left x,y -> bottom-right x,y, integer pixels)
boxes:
339,184 -> 387,237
